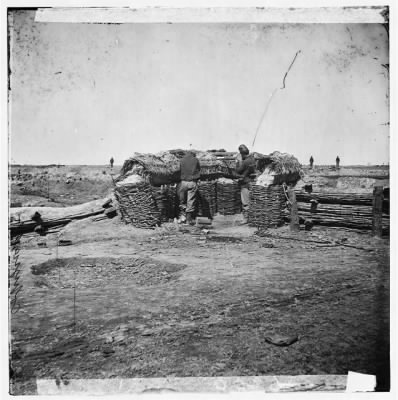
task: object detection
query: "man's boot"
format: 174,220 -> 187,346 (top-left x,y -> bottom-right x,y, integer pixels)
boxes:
178,205 -> 186,223
239,211 -> 249,225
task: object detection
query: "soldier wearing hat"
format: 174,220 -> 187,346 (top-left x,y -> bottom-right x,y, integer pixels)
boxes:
236,144 -> 255,224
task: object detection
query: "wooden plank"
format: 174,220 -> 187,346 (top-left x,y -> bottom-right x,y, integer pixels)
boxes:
9,209 -> 105,236
288,188 -> 300,232
295,191 -> 374,206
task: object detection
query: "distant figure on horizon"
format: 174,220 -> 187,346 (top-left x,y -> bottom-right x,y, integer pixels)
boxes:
336,156 -> 340,169
309,156 -> 314,169
110,157 -> 114,169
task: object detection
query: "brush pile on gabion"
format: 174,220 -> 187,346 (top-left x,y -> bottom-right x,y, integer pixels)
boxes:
256,151 -> 303,186
118,152 -> 181,186
248,184 -> 286,229
216,159 -> 239,179
216,178 -> 241,215
197,181 -> 217,219
118,150 -> 227,187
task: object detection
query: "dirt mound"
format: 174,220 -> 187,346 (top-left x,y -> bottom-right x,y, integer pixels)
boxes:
31,257 -> 187,289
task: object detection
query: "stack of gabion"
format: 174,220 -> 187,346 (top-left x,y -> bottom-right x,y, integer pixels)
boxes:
114,183 -> 161,228
197,181 -> 217,218
165,184 -> 179,220
218,159 -> 238,179
152,185 -> 179,223
216,179 -> 241,215
248,185 -> 286,228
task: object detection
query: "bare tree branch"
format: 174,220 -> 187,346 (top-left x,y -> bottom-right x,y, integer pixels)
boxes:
281,50 -> 301,90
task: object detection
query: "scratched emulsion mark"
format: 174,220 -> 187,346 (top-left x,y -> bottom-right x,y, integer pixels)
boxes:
9,10 -> 43,100
9,9 -> 124,98
322,24 -> 388,74
9,9 -> 77,100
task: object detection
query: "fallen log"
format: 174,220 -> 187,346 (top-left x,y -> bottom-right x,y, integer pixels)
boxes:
211,152 -> 237,157
297,202 -> 388,218
295,190 -> 389,209
10,218 -> 73,236
283,212 -> 389,234
9,209 -> 105,236
293,209 -> 389,226
62,209 -> 105,221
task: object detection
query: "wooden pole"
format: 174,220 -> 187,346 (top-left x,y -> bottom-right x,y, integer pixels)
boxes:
372,186 -> 384,237
73,266 -> 77,331
288,188 -> 300,232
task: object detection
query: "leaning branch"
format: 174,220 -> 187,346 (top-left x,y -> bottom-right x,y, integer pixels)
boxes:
280,50 -> 301,90
250,49 -> 302,148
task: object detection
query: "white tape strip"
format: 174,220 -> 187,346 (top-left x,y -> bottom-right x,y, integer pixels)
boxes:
34,7 -> 388,24
36,375 -> 347,394
346,371 -> 376,392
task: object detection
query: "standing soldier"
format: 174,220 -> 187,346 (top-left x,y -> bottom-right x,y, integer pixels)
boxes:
179,151 -> 201,225
110,157 -> 114,169
336,156 -> 340,169
235,144 -> 255,224
309,155 -> 314,169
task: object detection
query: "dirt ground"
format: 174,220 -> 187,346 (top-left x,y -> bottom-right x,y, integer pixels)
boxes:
9,213 -> 390,394
8,164 -> 390,394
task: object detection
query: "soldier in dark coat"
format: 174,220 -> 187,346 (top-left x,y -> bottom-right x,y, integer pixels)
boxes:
179,151 -> 201,225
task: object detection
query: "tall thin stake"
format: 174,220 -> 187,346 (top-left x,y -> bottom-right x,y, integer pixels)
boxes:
56,235 -> 60,284
251,88 -> 278,148
47,173 -> 50,200
73,267 -> 76,331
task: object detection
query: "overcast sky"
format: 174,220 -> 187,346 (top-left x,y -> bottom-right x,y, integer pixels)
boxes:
9,10 -> 389,165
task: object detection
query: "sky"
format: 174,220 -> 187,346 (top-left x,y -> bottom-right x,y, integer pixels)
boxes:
8,10 -> 389,165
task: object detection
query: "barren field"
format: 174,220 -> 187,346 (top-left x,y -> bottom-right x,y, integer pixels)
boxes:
9,165 -> 120,207
9,164 -> 389,208
8,165 -> 390,394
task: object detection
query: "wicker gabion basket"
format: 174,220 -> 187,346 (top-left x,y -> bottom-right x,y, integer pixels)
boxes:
216,180 -> 241,215
114,183 -> 163,229
248,184 -> 286,229
197,181 -> 217,219
152,185 -> 179,223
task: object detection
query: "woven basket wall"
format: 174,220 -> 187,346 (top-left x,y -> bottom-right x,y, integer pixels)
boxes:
216,181 -> 242,215
248,185 -> 286,229
218,160 -> 237,179
152,185 -> 179,222
114,183 -> 163,229
197,181 -> 217,218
